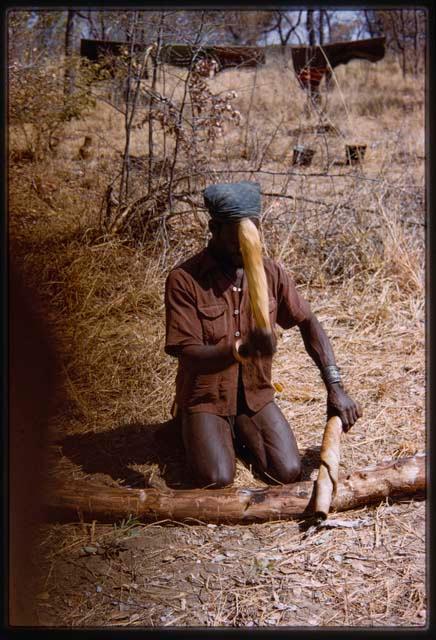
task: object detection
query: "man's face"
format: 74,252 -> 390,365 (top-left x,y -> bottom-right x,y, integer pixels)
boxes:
209,218 -> 260,268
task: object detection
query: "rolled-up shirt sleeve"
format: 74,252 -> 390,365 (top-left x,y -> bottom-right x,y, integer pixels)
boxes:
275,262 -> 312,329
165,269 -> 203,356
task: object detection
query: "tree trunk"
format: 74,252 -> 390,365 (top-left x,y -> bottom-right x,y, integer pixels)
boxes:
64,9 -> 76,98
325,11 -> 332,43
318,10 -> 325,46
413,9 -> 419,77
45,454 -> 425,524
364,10 -> 372,37
306,9 -> 316,46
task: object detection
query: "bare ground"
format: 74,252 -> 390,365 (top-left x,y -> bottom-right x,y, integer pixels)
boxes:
35,500 -> 426,628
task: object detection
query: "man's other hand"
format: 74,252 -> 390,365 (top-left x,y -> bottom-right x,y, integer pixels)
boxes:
327,385 -> 362,432
238,328 -> 277,359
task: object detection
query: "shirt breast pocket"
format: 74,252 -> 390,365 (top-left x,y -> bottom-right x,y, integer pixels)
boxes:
198,303 -> 228,345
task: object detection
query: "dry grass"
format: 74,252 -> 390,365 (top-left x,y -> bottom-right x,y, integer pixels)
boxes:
9,47 -> 426,628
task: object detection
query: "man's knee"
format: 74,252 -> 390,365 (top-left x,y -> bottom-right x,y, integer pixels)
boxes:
255,403 -> 302,483
271,456 -> 302,484
283,457 -> 302,483
198,464 -> 235,488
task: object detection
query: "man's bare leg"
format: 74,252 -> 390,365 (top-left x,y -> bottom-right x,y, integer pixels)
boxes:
235,401 -> 301,484
181,412 -> 236,488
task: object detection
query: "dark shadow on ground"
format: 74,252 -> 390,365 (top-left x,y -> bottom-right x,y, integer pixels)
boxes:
59,418 -> 194,490
60,422 -> 322,492
299,446 -> 321,481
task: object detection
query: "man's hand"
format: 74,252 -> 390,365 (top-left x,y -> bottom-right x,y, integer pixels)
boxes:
327,384 -> 362,432
237,328 -> 277,359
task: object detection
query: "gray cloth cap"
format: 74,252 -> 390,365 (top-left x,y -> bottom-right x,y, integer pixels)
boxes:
203,181 -> 261,222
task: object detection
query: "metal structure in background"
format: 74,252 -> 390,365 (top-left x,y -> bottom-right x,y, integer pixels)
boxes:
80,36 -> 385,89
291,36 -> 386,92
80,38 -> 266,76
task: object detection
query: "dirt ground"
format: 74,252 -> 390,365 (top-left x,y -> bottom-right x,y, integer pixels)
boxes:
35,500 -> 425,627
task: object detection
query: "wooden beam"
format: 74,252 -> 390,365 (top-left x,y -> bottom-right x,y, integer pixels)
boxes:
45,454 -> 425,524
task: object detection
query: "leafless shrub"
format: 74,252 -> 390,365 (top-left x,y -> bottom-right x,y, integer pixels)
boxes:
8,57 -> 95,160
97,16 -> 243,245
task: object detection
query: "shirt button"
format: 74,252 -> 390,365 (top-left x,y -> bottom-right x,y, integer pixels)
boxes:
233,309 -> 239,315
234,331 -> 240,337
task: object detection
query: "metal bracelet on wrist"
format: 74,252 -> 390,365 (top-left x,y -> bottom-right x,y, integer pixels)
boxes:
322,365 -> 342,385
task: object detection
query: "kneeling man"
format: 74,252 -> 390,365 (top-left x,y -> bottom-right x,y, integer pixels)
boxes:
164,181 -> 361,488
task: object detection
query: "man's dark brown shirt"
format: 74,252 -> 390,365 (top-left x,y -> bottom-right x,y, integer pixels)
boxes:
165,247 -> 311,415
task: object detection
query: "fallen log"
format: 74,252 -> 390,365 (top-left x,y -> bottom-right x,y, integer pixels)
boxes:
45,454 -> 425,524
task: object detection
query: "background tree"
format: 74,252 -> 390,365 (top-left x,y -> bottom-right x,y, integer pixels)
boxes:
327,12 -> 362,42
306,9 -> 316,45
8,10 -> 65,64
363,9 -> 384,38
223,11 -> 276,45
318,10 -> 325,45
64,9 -> 76,97
270,11 -> 303,47
375,9 -> 426,77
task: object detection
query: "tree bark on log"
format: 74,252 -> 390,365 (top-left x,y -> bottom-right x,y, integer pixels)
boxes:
45,454 -> 426,524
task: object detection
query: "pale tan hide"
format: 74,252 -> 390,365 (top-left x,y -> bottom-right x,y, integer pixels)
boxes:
314,415 -> 343,518
238,218 -> 271,333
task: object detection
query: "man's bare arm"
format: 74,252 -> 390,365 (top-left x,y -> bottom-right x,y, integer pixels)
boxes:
177,329 -> 276,375
178,344 -> 237,375
298,312 -> 362,431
